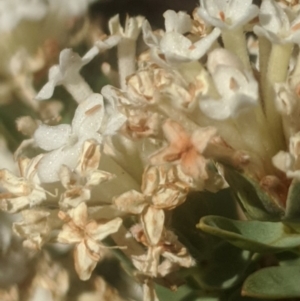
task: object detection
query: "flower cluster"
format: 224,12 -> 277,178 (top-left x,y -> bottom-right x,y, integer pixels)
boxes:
2,0 -> 300,300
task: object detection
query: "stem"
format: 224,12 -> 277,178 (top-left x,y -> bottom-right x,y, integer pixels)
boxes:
290,50 -> 300,89
64,74 -> 93,103
222,27 -> 251,70
118,38 -> 136,90
258,36 -> 271,112
263,43 -> 293,152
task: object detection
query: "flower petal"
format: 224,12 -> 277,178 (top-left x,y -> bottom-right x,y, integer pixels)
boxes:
163,10 -> 192,34
34,124 -> 72,151
87,217 -> 122,241
37,146 -> 81,183
113,190 -> 148,214
141,207 -> 164,245
74,241 -> 97,280
72,93 -> 104,138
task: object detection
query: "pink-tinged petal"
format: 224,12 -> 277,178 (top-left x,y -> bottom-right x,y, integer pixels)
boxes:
74,241 -> 97,280
87,217 -> 122,241
34,124 -> 71,151
72,93 -> 104,137
149,146 -> 183,165
57,223 -> 82,244
163,119 -> 190,149
192,127 -> 217,153
113,190 -> 148,214
141,207 -> 164,245
180,148 -> 208,180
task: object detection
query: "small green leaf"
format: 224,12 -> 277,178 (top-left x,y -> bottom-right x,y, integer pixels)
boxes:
285,179 -> 300,221
242,266 -> 300,299
224,167 -> 284,221
198,216 -> 300,252
228,289 -> 272,301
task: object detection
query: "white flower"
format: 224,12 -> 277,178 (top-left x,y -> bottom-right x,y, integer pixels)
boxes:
197,0 -> 259,30
109,14 -> 144,40
143,10 -> 221,64
59,140 -> 115,208
273,132 -> 300,180
254,0 -> 300,44
36,48 -> 97,102
200,49 -> 258,120
34,94 -> 104,183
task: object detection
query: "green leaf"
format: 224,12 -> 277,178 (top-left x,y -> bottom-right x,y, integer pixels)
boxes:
198,216 -> 300,252
285,179 -> 300,221
224,167 -> 284,221
155,284 -> 220,301
228,289 -> 273,301
242,266 -> 300,299
190,242 -> 251,290
172,191 -> 251,290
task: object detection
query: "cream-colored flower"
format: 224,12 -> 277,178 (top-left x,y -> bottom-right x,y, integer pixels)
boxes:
114,165 -> 189,246
131,226 -> 194,278
0,155 -> 47,213
273,131 -> 300,180
143,11 -> 221,64
13,209 -> 62,249
57,202 -> 122,280
200,49 -> 259,120
34,94 -> 104,183
149,119 -> 214,183
254,0 -> 300,44
59,140 -> 115,208
197,0 -> 259,30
